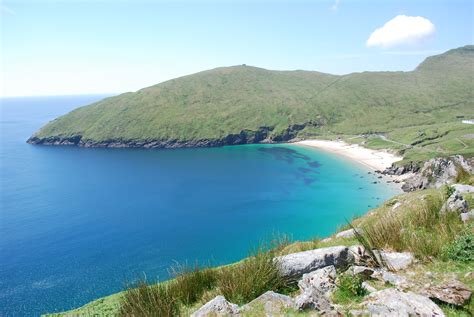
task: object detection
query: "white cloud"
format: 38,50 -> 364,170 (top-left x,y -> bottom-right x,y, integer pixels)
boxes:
367,15 -> 435,49
330,0 -> 340,11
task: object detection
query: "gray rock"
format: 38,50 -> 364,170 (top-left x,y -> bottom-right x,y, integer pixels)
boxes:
349,309 -> 370,316
294,288 -> 333,311
461,210 -> 474,223
453,184 -> 474,194
361,281 -> 377,293
363,288 -> 445,316
401,155 -> 473,192
335,228 -> 357,239
191,296 -> 239,317
442,193 -> 468,213
298,265 -> 337,295
348,245 -> 370,265
378,251 -> 414,271
276,246 -> 353,278
348,266 -> 374,279
242,291 -> 293,315
420,280 -> 472,306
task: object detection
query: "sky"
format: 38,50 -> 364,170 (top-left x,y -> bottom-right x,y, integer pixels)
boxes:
1,0 -> 473,97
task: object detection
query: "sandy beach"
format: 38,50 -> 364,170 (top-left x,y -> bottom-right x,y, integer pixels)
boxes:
295,139 -> 403,171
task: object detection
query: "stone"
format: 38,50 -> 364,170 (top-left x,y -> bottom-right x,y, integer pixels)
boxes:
461,210 -> 474,223
298,266 -> 337,295
464,272 -> 474,280
361,281 -> 377,293
242,291 -> 293,315
453,184 -> 474,194
191,296 -> 239,317
348,245 -> 370,265
420,280 -> 472,306
442,193 -> 468,213
335,228 -> 357,239
294,288 -> 333,311
378,251 -> 414,271
349,309 -> 370,316
363,288 -> 445,316
348,266 -> 374,279
276,246 -> 353,278
371,269 -> 409,287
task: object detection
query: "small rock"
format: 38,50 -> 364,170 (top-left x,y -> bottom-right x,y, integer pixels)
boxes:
464,272 -> 474,280
361,281 -> 377,293
335,228 -> 357,239
294,288 -> 333,311
378,251 -> 414,271
276,246 -> 353,278
363,288 -> 445,316
242,291 -> 293,315
348,245 -> 370,265
298,266 -> 337,296
191,296 -> 239,317
349,309 -> 370,316
348,266 -> 374,279
461,210 -> 474,223
420,280 -> 472,306
452,184 -> 474,194
442,193 -> 468,213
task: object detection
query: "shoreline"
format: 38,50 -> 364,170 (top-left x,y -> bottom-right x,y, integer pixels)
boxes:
294,139 -> 402,172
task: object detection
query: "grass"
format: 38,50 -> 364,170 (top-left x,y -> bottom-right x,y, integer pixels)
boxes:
31,46 -> 474,160
331,274 -> 368,305
354,191 -> 465,260
218,246 -> 291,304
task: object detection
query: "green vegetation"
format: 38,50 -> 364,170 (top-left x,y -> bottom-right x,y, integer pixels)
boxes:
31,46 -> 474,165
442,230 -> 474,262
332,274 -> 368,305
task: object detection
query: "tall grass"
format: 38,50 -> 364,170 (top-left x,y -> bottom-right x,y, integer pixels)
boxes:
354,193 -> 464,261
120,280 -> 179,317
169,264 -> 217,305
217,246 -> 289,304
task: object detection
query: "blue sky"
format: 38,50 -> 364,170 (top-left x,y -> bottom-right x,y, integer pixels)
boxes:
1,0 -> 472,97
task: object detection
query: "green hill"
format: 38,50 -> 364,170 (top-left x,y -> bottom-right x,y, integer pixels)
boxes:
28,46 -> 474,162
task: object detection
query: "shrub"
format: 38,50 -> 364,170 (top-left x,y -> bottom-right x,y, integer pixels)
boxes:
120,280 -> 179,317
332,274 -> 367,304
442,232 -> 474,262
169,263 -> 218,305
217,247 -> 289,304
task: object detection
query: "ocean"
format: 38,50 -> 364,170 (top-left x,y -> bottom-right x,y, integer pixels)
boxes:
0,95 -> 398,316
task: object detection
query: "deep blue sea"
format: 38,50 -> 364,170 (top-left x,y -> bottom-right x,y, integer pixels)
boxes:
0,95 -> 398,316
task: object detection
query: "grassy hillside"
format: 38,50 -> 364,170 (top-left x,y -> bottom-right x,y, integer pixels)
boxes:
29,46 -> 474,162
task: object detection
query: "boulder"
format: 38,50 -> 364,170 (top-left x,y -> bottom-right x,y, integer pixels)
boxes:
420,280 -> 472,306
371,269 -> 410,288
298,266 -> 337,295
276,246 -> 353,278
442,193 -> 468,213
363,288 -> 445,316
335,228 -> 357,239
294,288 -> 333,311
378,251 -> 414,271
191,296 -> 239,317
461,210 -> 474,223
241,291 -> 293,315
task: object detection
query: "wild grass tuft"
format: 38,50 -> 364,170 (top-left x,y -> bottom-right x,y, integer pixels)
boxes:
120,280 -> 179,317
169,263 -> 218,305
217,246 -> 290,304
354,193 -> 465,260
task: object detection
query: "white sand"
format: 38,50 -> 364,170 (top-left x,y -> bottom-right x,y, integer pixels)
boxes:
295,139 -> 402,171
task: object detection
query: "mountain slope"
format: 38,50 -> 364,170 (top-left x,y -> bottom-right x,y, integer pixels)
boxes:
28,46 -> 474,150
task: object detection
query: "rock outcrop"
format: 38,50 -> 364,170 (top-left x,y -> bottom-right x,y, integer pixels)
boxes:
420,280 -> 472,306
363,289 -> 445,316
191,296 -> 239,317
241,291 -> 294,315
276,246 -> 353,278
400,155 -> 473,192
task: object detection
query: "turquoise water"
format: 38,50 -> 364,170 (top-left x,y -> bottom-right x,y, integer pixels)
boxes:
0,96 -> 398,316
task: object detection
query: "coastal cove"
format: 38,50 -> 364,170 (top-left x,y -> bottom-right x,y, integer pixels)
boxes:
1,96 -> 399,316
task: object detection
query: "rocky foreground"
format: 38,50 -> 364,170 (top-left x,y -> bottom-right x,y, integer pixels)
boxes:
191,245 -> 471,316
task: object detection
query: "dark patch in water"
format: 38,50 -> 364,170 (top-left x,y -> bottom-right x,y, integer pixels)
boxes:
307,161 -> 321,168
303,178 -> 316,185
298,167 -> 319,174
258,147 -> 311,164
